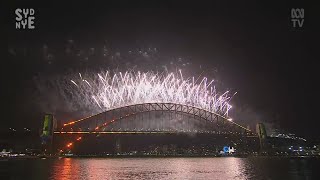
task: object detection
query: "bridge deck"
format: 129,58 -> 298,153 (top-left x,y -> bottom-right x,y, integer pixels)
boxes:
54,131 -> 257,137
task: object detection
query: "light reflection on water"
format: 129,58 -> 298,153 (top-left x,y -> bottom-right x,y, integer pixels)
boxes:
1,157 -> 319,180
52,157 -> 250,180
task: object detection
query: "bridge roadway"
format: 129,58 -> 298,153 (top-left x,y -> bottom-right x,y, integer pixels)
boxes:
54,131 -> 257,137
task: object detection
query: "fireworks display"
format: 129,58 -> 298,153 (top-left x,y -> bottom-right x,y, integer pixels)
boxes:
61,70 -> 232,117
31,42 -> 233,120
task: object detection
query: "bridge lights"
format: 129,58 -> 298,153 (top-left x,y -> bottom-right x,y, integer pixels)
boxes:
64,121 -> 76,126
66,143 -> 73,148
76,137 -> 82,141
227,118 -> 233,121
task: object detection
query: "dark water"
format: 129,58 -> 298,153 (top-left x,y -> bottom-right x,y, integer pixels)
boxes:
1,157 -> 319,180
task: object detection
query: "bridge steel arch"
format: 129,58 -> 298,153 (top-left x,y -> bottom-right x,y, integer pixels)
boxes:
57,103 -> 255,136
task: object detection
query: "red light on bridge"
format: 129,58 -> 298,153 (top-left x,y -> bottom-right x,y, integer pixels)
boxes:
95,127 -> 99,130
66,143 -> 73,148
76,137 -> 82,141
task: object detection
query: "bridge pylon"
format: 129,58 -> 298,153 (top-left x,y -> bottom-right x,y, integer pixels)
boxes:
40,114 -> 57,154
256,122 -> 267,153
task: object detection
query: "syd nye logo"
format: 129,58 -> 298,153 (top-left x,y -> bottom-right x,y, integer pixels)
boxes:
15,8 -> 35,29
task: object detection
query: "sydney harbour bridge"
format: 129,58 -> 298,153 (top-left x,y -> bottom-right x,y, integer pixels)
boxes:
42,71 -> 259,154
49,103 -> 258,155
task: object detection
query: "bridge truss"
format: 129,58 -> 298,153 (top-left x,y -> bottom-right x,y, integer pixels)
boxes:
56,103 -> 255,136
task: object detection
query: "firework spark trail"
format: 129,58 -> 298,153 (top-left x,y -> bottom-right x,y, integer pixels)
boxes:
64,70 -> 232,117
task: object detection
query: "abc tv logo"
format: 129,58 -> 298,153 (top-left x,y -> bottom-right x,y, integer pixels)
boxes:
291,8 -> 304,28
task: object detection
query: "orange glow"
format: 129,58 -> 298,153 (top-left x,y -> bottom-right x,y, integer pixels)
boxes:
95,127 -> 99,130
64,121 -> 76,126
66,142 -> 73,148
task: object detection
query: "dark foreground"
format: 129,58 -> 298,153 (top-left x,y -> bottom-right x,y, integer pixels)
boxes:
1,157 -> 320,180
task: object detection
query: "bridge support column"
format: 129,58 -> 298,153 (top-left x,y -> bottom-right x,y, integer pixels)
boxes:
115,137 -> 121,155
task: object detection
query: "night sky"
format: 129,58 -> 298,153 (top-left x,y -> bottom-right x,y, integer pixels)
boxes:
3,1 -> 318,138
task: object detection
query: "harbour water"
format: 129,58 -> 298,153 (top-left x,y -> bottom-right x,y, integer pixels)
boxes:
1,157 -> 319,179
